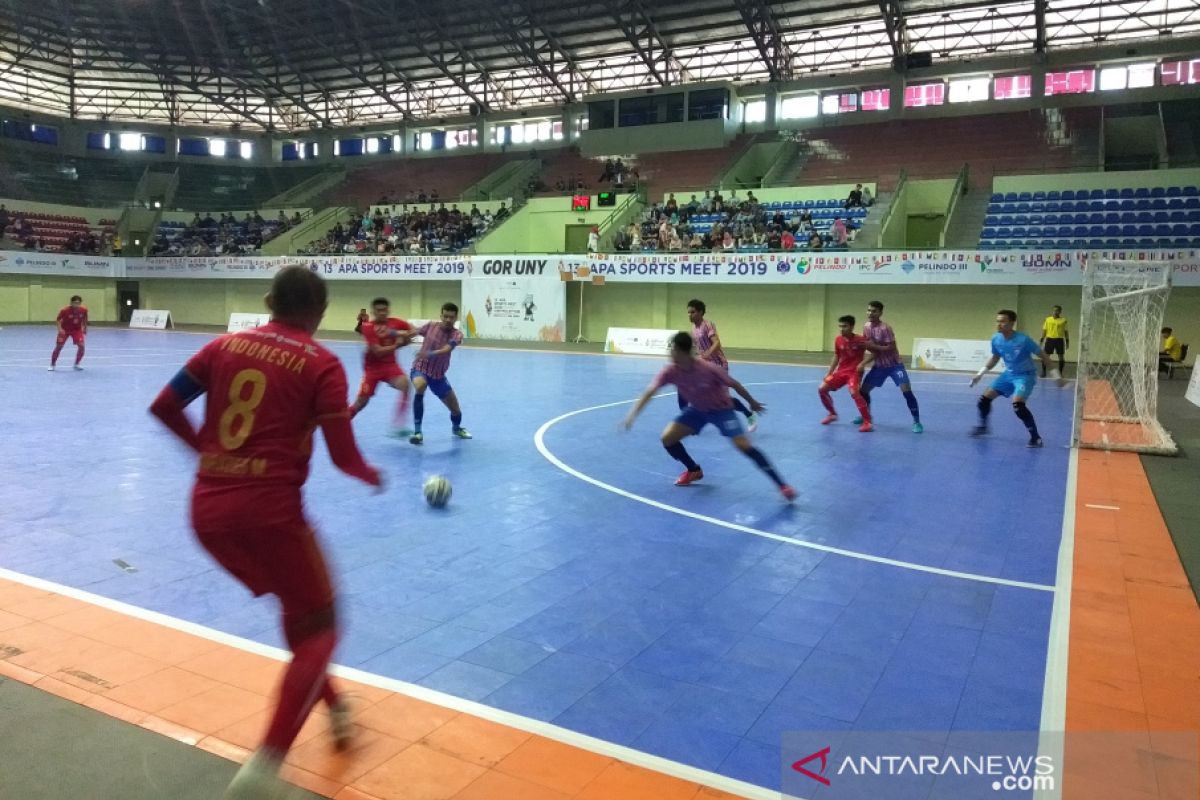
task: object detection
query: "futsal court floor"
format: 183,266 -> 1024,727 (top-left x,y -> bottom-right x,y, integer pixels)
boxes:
0,324 -> 1194,799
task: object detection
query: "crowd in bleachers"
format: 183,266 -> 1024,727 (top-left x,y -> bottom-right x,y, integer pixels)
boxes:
300,203 -> 509,255
609,190 -> 868,253
980,185 -> 1200,249
0,203 -> 118,254
149,210 -> 302,256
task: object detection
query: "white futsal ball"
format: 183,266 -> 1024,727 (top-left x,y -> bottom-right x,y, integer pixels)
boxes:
423,475 -> 452,508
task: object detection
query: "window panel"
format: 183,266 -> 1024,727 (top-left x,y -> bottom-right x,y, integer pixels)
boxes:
743,99 -> 766,123
904,83 -> 945,107
780,95 -> 818,119
1045,69 -> 1095,96
948,77 -> 990,103
861,88 -> 890,111
993,75 -> 1031,100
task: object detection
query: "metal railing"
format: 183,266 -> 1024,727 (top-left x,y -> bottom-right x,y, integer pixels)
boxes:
874,170 -> 908,248
940,163 -> 970,247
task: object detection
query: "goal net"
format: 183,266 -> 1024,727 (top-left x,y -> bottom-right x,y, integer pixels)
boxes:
1072,258 -> 1177,454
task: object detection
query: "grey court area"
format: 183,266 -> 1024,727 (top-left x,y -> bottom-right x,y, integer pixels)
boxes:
0,678 -> 323,800
1142,376 -> 1200,604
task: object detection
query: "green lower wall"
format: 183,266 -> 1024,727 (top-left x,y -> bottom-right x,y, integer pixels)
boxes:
3,275 -> 1197,363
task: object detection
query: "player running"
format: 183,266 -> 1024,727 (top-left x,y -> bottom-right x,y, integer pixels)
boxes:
409,302 -> 471,445
683,299 -> 758,431
623,331 -> 796,501
350,297 -> 414,435
969,308 -> 1065,447
49,294 -> 88,371
818,315 -> 874,432
149,266 -> 382,800
859,300 -> 922,433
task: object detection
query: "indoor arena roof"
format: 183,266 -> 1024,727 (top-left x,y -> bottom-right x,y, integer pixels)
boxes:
0,0 -> 1198,129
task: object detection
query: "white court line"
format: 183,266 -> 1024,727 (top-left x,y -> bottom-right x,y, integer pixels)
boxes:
0,566 -> 777,800
1084,503 -> 1120,510
534,390 -> 1055,593
1035,445 -> 1079,798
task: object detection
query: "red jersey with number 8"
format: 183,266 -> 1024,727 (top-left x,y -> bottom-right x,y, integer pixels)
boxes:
183,321 -> 351,496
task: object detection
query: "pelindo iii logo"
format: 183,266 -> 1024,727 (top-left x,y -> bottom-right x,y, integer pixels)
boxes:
794,259 -> 811,275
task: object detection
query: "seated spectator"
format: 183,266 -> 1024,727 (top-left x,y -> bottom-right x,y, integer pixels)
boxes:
767,228 -> 782,250
772,209 -> 785,228
495,203 -> 509,221
721,230 -> 735,251
191,213 -> 203,227
781,229 -> 795,251
808,231 -> 824,250
0,204 -> 8,236
1160,327 -> 1183,374
291,211 -> 302,226
845,184 -> 864,209
665,193 -> 678,214
831,218 -> 849,247
861,186 -> 874,207
587,225 -> 600,253
799,208 -> 813,226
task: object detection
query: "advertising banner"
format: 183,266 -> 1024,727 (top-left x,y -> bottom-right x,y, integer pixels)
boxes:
460,260 -> 565,342
911,338 -> 992,371
227,312 -> 271,333
0,253 -> 123,277
604,327 -> 678,355
1187,363 -> 1200,408
130,309 -> 172,330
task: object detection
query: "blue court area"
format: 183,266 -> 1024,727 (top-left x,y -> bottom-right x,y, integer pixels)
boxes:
0,326 -> 1073,792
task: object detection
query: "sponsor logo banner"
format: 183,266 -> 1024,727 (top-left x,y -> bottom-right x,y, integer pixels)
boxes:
604,327 -> 678,355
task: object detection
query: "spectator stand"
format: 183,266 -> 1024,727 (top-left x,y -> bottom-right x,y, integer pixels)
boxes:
151,208 -> 310,256
980,169 -> 1200,250
297,199 -> 513,256
0,197 -> 121,254
610,183 -> 874,254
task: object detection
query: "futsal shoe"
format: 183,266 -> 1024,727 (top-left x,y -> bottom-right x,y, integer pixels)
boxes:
452,427 -> 473,439
780,484 -> 797,502
912,422 -> 924,434
389,428 -> 414,439
73,365 -> 83,370
46,366 -> 55,371
820,414 -> 838,425
1027,437 -> 1044,448
223,752 -> 294,799
858,421 -> 874,433
969,425 -> 989,437
674,469 -> 704,486
409,432 -> 424,446
746,412 -> 759,432
851,416 -> 863,425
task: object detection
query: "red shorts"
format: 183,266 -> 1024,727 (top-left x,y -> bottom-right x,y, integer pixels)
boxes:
191,490 -> 333,617
822,370 -> 863,393
358,362 -> 404,398
56,330 -> 85,346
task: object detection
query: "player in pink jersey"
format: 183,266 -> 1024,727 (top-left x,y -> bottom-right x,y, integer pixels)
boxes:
859,300 -> 923,433
408,302 -> 471,445
818,315 -> 874,432
623,332 -> 795,500
683,299 -> 757,431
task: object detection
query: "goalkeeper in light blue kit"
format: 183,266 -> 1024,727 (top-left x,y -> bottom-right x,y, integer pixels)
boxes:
969,309 -> 1065,447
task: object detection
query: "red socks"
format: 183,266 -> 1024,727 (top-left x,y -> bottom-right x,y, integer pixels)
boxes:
261,628 -> 338,755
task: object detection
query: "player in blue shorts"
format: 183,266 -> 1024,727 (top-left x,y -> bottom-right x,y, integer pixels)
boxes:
969,309 -> 1065,447
622,332 -> 796,500
859,300 -> 922,433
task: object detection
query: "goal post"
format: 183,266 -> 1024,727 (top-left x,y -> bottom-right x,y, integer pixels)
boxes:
1072,257 -> 1177,455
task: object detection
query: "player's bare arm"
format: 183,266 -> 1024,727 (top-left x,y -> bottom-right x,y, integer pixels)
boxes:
622,385 -> 658,429
970,355 -> 1002,387
727,378 -> 766,413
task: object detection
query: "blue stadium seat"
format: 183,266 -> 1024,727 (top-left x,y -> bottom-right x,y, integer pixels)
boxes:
1119,211 -> 1136,223
1155,225 -> 1172,237
1190,223 -> 1200,236
1174,238 -> 1192,246
1135,188 -> 1149,199
1004,192 -> 1018,202
1120,225 -> 1137,237
1189,210 -> 1200,221
1105,239 -> 1121,247
1186,198 -> 1200,209
1137,224 -> 1154,237
1087,239 -> 1105,249
990,193 -> 1003,203
1073,226 -> 1088,239
1134,199 -> 1151,210
1014,214 -> 1029,225
1185,186 -> 1199,196
1105,189 -> 1120,199
1001,204 -> 1017,214
1047,191 -> 1061,201
1104,225 -> 1120,237
1151,187 -> 1166,198
1090,189 -> 1105,200
1137,211 -> 1153,223
1012,227 -> 1028,238
1087,225 -> 1104,237
997,227 -> 1013,238
1088,213 -> 1103,224
1167,186 -> 1183,196
1039,240 -> 1055,248
1018,192 -> 1032,202
981,228 -> 997,240
1151,198 -> 1168,210
1033,191 -> 1047,201
1153,211 -> 1169,223
1045,202 -> 1061,213
1029,214 -> 1045,226
1030,202 -> 1046,213
984,215 -> 1000,226
1169,198 -> 1185,210
1062,190 -> 1076,201
1056,226 -> 1072,238
1120,188 -> 1135,199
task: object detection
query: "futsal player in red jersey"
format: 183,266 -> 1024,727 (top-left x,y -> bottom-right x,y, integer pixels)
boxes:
350,296 -> 414,435
49,294 -> 88,371
149,266 -> 382,800
818,314 -> 875,432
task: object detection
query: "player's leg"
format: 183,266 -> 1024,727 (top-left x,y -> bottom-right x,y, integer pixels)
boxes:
728,423 -> 796,500
894,367 -> 922,432
72,332 -> 86,369
1055,341 -> 1066,376
49,332 -> 67,370
1011,377 -> 1042,447
350,372 -> 380,417
385,372 -> 412,433
855,367 -> 885,426
818,375 -> 843,424
848,375 -> 872,432
662,414 -> 702,484
409,372 -> 428,444
971,378 -> 1007,436
438,384 -> 471,439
